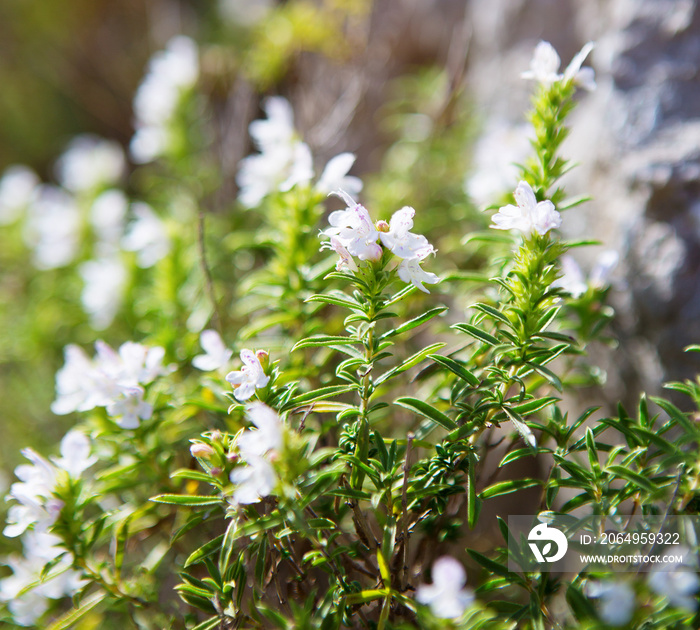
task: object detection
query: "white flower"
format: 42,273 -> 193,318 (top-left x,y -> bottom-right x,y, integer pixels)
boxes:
320,235 -> 358,272
90,189 -> 128,251
230,456 -> 277,504
648,550 -> 700,611
0,531 -> 85,626
491,181 -> 561,236
225,350 -> 270,401
316,152 -> 363,197
589,250 -> 619,289
237,402 -> 283,459
23,185 -> 81,269
193,330 -> 232,371
130,36 -> 199,163
79,256 -> 127,329
55,135 -> 125,193
521,41 -> 596,91
96,340 -> 168,386
416,556 -> 475,619
322,190 -> 382,261
51,431 -> 97,478
106,387 -> 153,429
0,165 -> 39,225
586,581 -> 636,626
121,202 -> 170,267
51,345 -> 115,415
397,256 -> 440,293
553,251 -> 619,298
3,450 -> 62,538
521,41 -> 562,85
379,206 -> 435,260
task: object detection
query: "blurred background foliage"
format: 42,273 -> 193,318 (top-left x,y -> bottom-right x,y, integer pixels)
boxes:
0,0 -> 484,506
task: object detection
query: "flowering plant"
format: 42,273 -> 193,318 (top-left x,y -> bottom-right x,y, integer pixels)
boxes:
1,21 -> 699,630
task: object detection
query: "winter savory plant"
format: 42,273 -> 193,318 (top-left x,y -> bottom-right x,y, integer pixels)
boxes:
1,33 -> 700,630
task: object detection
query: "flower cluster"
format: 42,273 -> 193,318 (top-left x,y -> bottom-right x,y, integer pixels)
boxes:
1,432 -> 94,625
130,36 -> 199,163
229,403 -> 283,504
320,190 -> 439,293
0,139 -> 170,329
237,97 -> 362,208
52,340 -> 170,429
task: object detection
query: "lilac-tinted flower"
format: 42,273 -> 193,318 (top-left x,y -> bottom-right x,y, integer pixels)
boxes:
379,206 -> 435,260
51,431 -> 97,478
322,190 -> 382,261
491,181 -> 561,236
416,556 -> 475,619
397,256 -> 440,293
106,387 -> 153,430
226,349 -> 270,401
320,235 -> 358,271
521,41 -> 596,91
193,330 -> 232,371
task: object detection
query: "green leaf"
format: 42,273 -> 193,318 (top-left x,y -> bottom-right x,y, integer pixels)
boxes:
394,397 -> 457,431
509,396 -> 559,416
150,494 -> 223,507
379,306 -> 448,340
374,342 -> 446,385
113,515 -> 131,578
527,361 -> 563,391
184,534 -> 225,568
46,591 -> 108,630
306,292 -> 361,310
473,303 -> 513,328
452,323 -> 500,346
286,385 -> 356,408
218,519 -> 238,576
428,354 -> 480,386
565,584 -> 596,621
191,618 -> 221,630
171,469 -> 220,486
467,549 -> 513,579
292,335 -> 359,351
467,450 -> 480,529
606,465 -> 658,494
480,478 -> 541,500
499,448 -> 537,468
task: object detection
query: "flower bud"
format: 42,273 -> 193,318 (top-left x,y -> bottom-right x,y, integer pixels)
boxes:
190,443 -> 215,459
375,220 -> 390,233
255,350 -> 270,371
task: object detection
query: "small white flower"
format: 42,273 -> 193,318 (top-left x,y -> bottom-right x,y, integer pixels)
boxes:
106,386 -> 153,429
648,550 -> 700,611
238,402 -> 283,459
586,580 -> 636,626
491,181 -> 561,236
226,350 -> 270,401
279,142 -> 314,192
316,152 -> 363,197
230,456 -> 277,504
416,556 -> 475,619
55,135 -> 125,193
79,256 -> 127,329
379,206 -> 435,260
51,430 -> 97,478
193,330 -> 233,371
0,165 -> 39,225
521,41 -> 596,91
397,256 -> 440,294
322,190 -> 382,261
552,255 -> 588,298
23,186 -> 81,269
521,41 -> 562,85
321,235 -> 358,272
590,250 -> 619,289
121,202 -> 170,267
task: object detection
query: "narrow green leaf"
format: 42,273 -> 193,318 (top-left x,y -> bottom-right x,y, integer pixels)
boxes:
480,478 -> 541,500
467,450 -> 480,529
292,335 -> 359,351
170,469 -> 219,485
306,293 -> 361,310
374,343 -> 445,385
218,519 -> 238,576
452,323 -> 500,346
473,303 -> 513,328
191,618 -> 221,630
508,396 -> 558,416
46,591 -> 108,630
150,494 -> 222,507
527,362 -> 563,391
394,397 -> 457,431
429,354 -> 480,386
184,534 -> 225,568
606,465 -> 658,494
286,385 -> 356,407
380,306 -> 448,340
